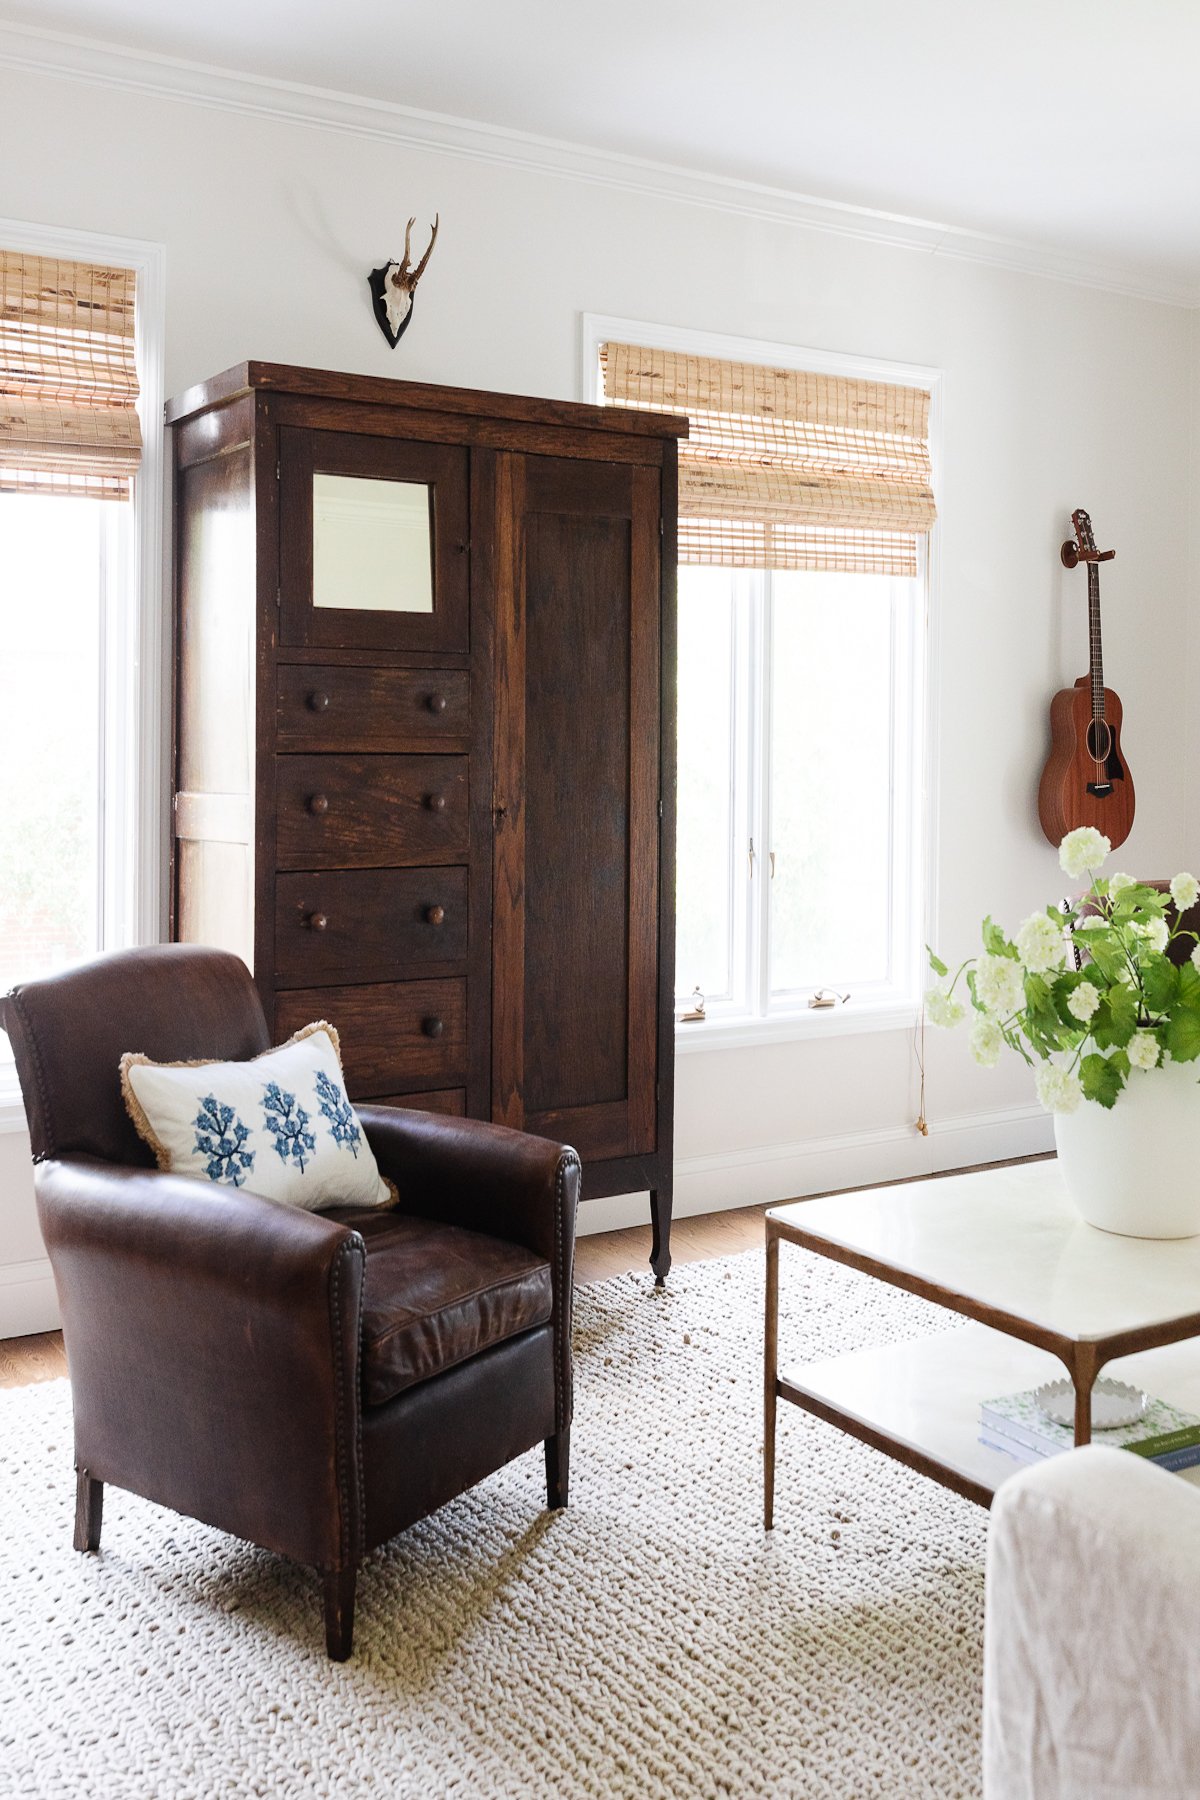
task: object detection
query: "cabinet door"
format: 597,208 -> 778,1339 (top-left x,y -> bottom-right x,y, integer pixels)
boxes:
278,428 -> 469,653
492,453 -> 661,1162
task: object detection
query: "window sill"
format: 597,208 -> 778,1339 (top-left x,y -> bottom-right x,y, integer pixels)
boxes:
674,999 -> 919,1053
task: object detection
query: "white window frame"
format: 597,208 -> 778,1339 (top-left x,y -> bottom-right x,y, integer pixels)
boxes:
581,312 -> 942,1050
0,219 -> 166,1127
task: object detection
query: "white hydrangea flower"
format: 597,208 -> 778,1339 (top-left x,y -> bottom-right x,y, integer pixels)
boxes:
1171,873 -> 1199,912
1110,872 -> 1137,895
1192,944 -> 1200,972
1066,980 -> 1100,1024
925,986 -> 966,1029
1059,827 -> 1111,882
973,953 -> 1025,1018
969,1015 -> 1005,1068
1035,1062 -> 1083,1114
1128,1031 -> 1161,1072
1135,917 -> 1170,955
1015,911 -> 1067,974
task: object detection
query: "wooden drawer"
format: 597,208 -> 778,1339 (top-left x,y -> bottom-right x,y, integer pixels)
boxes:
276,754 -> 468,868
274,979 -> 468,1098
277,666 -> 469,754
275,867 -> 467,984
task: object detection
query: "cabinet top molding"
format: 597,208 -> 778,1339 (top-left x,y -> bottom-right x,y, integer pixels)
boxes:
165,360 -> 690,439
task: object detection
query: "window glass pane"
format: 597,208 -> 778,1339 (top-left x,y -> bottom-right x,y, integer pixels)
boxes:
675,568 -> 736,1002
0,493 -> 104,1002
768,572 -> 896,993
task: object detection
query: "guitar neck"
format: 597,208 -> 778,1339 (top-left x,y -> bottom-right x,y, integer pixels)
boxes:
1087,562 -> 1105,719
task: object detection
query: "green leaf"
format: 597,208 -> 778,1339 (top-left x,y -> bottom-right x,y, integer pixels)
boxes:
1141,954 -> 1179,1014
1082,931 -> 1129,985
926,945 -> 948,979
1022,973 -> 1069,1057
981,915 -> 1018,959
1090,981 -> 1138,1050
1079,1051 -> 1126,1110
1166,968 -> 1200,1062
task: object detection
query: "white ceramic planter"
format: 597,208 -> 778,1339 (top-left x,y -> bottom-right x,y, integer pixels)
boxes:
1054,1054 -> 1200,1238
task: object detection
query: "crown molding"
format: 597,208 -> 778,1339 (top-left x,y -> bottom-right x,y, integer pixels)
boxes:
1,19 -> 1197,309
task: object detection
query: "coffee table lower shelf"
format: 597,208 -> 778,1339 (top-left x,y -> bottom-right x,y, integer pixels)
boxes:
777,1321 -> 1200,1509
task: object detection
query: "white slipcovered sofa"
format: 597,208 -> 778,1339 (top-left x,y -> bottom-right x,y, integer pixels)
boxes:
984,1444 -> 1200,1798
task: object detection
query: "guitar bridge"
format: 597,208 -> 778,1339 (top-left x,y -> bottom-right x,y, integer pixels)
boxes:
1086,781 -> 1113,798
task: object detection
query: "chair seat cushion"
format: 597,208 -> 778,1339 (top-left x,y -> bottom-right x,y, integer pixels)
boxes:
326,1209 -> 553,1407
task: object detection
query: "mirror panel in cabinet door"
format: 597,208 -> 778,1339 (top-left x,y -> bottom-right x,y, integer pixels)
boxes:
312,475 -> 433,614
278,427 -> 469,653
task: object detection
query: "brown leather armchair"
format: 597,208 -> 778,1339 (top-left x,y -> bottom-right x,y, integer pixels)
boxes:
3,944 -> 579,1660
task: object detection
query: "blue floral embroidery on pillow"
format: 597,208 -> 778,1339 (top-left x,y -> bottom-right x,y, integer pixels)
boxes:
314,1069 -> 361,1158
262,1082 -> 316,1172
193,1095 -> 255,1186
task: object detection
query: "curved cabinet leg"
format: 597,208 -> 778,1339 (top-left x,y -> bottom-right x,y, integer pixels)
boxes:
323,1566 -> 357,1662
650,1180 -> 673,1285
73,1469 -> 103,1553
545,1428 -> 570,1510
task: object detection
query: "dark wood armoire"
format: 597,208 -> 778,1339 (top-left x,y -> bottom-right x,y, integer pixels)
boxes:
167,362 -> 683,1278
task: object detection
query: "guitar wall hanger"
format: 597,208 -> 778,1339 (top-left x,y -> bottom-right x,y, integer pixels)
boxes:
1060,535 -> 1115,568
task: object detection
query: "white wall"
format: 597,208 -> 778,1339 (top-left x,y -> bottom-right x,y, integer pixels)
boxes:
1,59 -> 1195,1327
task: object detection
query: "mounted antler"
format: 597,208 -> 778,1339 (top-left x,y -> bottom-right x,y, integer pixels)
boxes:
368,214 -> 440,348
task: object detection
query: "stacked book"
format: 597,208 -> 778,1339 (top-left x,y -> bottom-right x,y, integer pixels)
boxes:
981,1388 -> 1200,1473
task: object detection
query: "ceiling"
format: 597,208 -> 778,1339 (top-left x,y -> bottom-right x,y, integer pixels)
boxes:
3,0 -> 1198,295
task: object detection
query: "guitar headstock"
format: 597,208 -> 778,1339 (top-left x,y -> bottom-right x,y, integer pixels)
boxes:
1061,507 -> 1115,567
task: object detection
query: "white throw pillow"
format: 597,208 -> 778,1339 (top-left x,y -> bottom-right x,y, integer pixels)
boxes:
120,1022 -> 396,1212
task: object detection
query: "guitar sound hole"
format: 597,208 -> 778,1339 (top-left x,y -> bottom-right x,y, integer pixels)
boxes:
1086,719 -> 1112,762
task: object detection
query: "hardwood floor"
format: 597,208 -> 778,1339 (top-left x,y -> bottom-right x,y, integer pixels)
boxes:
0,1328 -> 68,1389
0,1153 -> 1049,1391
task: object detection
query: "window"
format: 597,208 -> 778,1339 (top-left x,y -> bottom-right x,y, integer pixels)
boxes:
675,562 -> 925,1027
0,231 -> 164,1107
588,317 -> 938,1042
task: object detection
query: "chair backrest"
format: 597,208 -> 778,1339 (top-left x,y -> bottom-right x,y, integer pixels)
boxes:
3,944 -> 271,1165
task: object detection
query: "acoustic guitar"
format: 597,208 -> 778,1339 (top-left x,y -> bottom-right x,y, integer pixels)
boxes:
1037,508 -> 1134,849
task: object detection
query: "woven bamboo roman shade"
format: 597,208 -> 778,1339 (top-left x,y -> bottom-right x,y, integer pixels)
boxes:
0,252 -> 141,500
601,343 -> 936,576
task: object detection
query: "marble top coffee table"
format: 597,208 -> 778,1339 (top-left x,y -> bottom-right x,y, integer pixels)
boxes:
764,1159 -> 1200,1520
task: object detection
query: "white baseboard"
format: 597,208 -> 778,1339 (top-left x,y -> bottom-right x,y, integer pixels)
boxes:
0,1257 -> 59,1338
577,1103 -> 1054,1236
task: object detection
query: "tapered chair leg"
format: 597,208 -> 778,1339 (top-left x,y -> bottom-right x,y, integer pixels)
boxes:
73,1469 -> 103,1552
322,1566 -> 357,1661
545,1428 -> 570,1510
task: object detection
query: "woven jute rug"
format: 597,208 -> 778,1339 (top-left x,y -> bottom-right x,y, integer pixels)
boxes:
0,1248 -> 984,1799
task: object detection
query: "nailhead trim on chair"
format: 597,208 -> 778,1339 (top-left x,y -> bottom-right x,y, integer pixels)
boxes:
329,1233 -> 366,1568
7,988 -> 56,1162
555,1151 -> 581,1434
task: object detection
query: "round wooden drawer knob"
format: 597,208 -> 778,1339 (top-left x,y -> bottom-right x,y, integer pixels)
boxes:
425,792 -> 447,812
308,913 -> 328,932
426,692 -> 448,714
307,691 -> 331,712
425,905 -> 446,926
308,793 -> 329,815
421,1016 -> 445,1039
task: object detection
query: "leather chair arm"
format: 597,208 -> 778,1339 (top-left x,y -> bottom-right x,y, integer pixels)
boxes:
357,1108 -> 580,1433
357,1107 -> 579,1272
35,1156 -> 365,1572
